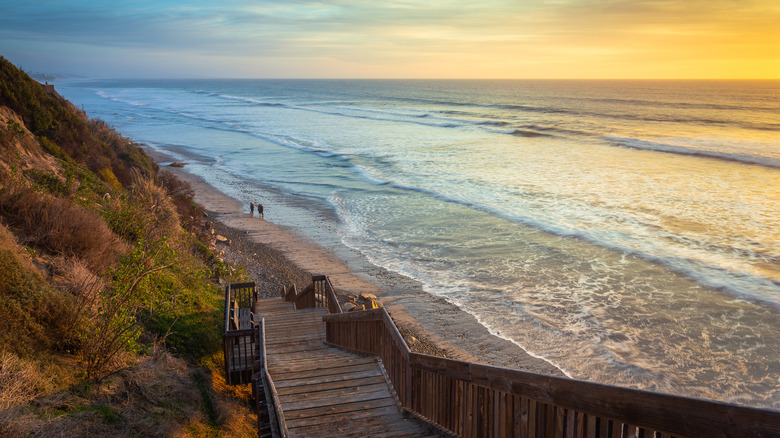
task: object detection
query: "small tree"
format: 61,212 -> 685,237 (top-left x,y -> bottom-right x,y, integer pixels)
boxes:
78,239 -> 177,379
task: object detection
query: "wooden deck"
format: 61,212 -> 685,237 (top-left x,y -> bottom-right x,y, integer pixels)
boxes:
257,298 -> 440,437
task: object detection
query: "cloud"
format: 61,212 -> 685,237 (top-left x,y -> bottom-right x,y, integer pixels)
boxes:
1,0 -> 777,78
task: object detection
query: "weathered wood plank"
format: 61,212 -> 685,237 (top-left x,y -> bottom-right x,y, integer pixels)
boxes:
289,415 -> 429,438
279,387 -> 394,411
282,397 -> 398,420
267,353 -> 375,369
278,380 -> 390,398
270,362 -> 381,381
283,404 -> 401,429
272,368 -> 385,388
264,342 -> 332,354
276,375 -> 388,396
258,297 -> 433,437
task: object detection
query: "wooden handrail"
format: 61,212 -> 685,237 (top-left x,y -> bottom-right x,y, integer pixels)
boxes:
255,318 -> 289,438
290,275 -> 342,313
323,308 -> 408,358
320,275 -> 343,314
264,369 -> 288,437
323,307 -> 385,322
323,308 -> 780,438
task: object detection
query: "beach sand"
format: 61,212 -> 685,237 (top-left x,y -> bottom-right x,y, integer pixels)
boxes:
153,150 -> 563,375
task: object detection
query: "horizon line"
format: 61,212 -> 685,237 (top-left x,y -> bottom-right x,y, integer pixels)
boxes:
40,76 -> 780,82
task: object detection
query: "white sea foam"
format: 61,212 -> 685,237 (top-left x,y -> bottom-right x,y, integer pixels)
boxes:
57,78 -> 780,409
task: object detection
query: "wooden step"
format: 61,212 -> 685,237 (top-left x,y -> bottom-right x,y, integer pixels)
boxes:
257,298 -> 436,437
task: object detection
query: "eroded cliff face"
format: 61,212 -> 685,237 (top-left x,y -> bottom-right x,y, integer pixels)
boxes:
0,105 -> 64,184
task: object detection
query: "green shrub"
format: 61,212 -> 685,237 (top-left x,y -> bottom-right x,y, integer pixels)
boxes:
38,136 -> 68,161
97,167 -> 122,190
6,119 -> 25,139
23,168 -> 69,196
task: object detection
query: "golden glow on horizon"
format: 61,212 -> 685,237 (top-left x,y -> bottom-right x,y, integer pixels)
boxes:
334,0 -> 780,80
2,0 -> 779,79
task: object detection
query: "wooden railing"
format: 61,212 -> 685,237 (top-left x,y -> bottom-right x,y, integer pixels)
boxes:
253,319 -> 288,438
223,282 -> 258,385
283,274 -> 342,314
323,308 -> 780,438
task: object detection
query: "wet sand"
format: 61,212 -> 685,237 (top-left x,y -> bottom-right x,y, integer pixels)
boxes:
154,150 -> 563,375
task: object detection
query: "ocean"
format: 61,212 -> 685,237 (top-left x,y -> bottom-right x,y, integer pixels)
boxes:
56,79 -> 780,409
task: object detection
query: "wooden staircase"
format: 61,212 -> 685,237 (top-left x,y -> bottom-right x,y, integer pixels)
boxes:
256,298 -> 440,437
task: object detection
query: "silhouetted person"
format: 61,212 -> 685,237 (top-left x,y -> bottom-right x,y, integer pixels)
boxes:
258,203 -> 264,218
249,201 -> 255,217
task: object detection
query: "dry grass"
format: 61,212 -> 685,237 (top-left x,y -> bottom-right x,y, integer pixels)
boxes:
0,184 -> 128,272
51,256 -> 106,300
1,61 -> 259,436
0,222 -> 36,272
0,352 -> 53,410
159,171 -> 208,237
129,169 -> 180,242
0,343 -> 258,438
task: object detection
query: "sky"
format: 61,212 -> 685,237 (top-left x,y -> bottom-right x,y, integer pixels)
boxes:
1,0 -> 778,79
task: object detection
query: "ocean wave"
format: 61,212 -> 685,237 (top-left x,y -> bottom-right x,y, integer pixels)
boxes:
605,136 -> 780,169
96,90 -> 148,108
334,160 -> 780,309
212,92 -> 474,130
569,96 -> 780,113
483,124 -> 594,139
216,94 -> 286,107
477,120 -> 509,126
387,95 -> 780,132
510,129 -> 553,138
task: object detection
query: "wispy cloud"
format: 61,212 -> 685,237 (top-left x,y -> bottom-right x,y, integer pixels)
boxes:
1,0 -> 777,78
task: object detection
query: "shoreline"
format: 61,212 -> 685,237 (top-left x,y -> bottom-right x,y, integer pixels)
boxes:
151,149 -> 563,375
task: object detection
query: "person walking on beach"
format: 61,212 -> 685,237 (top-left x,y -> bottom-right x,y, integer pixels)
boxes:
249,201 -> 255,217
257,202 -> 264,218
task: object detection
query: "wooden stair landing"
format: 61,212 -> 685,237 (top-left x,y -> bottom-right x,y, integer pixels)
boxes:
257,298 -> 438,438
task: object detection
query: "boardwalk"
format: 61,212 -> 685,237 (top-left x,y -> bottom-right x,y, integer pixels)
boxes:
257,298 -> 439,437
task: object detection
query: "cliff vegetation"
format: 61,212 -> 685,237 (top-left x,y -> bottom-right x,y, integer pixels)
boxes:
0,57 -> 256,437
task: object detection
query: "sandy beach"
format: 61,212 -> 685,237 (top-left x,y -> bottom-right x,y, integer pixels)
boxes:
152,151 -> 563,376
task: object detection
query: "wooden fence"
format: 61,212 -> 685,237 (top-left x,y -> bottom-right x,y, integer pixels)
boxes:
223,282 -> 258,385
322,308 -> 780,438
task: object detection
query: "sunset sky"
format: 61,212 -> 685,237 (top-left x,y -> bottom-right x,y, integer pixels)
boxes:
1,0 -> 778,79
